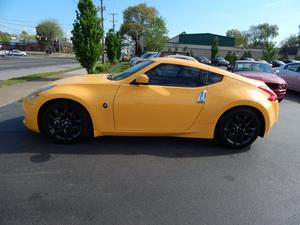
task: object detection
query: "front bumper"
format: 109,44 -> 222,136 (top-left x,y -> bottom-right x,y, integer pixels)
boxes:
273,88 -> 287,100
23,97 -> 40,133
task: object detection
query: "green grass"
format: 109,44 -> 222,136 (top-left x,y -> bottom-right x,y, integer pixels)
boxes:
108,62 -> 130,73
0,66 -> 82,87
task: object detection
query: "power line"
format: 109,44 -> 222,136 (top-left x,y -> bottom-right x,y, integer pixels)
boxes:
0,17 -> 72,29
109,13 -> 118,31
0,23 -> 25,34
0,20 -> 36,29
99,0 -> 105,63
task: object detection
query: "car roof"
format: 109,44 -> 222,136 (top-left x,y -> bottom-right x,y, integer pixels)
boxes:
165,55 -> 197,61
235,60 -> 268,64
286,62 -> 300,65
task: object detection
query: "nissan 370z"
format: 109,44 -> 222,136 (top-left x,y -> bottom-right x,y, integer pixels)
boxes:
23,58 -> 279,149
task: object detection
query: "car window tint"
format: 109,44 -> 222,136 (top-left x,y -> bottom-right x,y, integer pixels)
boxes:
287,64 -> 300,72
207,72 -> 223,85
145,64 -> 223,87
146,64 -> 182,86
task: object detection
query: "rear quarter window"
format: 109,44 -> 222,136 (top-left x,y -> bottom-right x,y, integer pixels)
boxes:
207,72 -> 223,85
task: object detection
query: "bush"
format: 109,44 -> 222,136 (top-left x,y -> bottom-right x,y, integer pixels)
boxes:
225,51 -> 238,64
93,63 -> 111,73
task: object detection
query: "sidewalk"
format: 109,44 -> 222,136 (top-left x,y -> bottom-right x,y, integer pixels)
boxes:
0,68 -> 86,107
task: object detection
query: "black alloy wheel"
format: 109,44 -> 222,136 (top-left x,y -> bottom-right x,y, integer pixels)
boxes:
41,101 -> 92,144
216,108 -> 261,149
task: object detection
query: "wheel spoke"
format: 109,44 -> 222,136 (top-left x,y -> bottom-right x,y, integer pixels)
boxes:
46,106 -> 82,141
223,111 -> 258,147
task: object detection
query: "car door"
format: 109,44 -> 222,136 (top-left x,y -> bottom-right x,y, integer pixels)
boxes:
283,64 -> 300,91
114,63 -> 209,132
294,65 -> 300,92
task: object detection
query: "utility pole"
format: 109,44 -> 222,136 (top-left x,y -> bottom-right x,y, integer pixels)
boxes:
100,0 -> 105,63
109,13 -> 118,31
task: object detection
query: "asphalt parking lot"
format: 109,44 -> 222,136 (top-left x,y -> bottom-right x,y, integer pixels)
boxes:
1,92 -> 300,225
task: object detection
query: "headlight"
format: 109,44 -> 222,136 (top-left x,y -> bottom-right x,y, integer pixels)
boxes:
279,84 -> 287,89
27,85 -> 56,100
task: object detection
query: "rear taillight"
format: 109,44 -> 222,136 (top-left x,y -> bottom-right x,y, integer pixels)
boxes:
258,86 -> 277,101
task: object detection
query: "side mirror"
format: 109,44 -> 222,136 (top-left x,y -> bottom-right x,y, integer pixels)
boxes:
133,74 -> 149,85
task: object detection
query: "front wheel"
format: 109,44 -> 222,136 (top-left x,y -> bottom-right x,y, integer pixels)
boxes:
40,101 -> 92,144
215,108 -> 261,149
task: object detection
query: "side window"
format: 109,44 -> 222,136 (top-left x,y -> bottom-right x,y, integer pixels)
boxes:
286,64 -> 300,72
207,71 -> 223,85
145,63 -> 223,87
296,64 -> 300,73
146,64 -> 182,86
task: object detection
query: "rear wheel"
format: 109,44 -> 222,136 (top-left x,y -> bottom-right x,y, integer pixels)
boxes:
40,101 -> 92,144
216,108 -> 261,149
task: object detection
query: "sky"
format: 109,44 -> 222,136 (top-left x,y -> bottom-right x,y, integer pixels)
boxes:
0,0 -> 299,44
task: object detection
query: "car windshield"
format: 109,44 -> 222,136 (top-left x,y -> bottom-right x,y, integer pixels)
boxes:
235,62 -> 273,73
107,61 -> 154,80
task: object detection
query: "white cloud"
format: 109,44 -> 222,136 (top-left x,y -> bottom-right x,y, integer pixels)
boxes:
263,0 -> 289,8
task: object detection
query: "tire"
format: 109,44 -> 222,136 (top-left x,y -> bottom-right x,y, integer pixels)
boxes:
215,108 -> 261,149
40,100 -> 92,144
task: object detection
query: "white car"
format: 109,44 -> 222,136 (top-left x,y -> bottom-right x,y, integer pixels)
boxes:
0,50 -> 5,57
8,49 -> 27,56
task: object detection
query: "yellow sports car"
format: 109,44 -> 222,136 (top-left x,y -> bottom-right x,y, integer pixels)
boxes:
23,58 -> 279,148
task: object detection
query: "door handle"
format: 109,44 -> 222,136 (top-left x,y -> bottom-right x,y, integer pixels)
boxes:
197,90 -> 207,104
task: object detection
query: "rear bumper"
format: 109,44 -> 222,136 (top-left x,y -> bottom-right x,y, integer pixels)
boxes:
263,100 -> 279,136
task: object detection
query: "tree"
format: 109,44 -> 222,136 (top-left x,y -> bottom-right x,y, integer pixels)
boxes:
241,50 -> 252,59
225,51 -> 238,64
262,42 -> 278,61
281,34 -> 300,47
72,0 -> 103,74
105,29 -> 121,63
211,37 -> 219,60
226,29 -> 249,47
19,31 -> 36,42
36,19 -> 64,51
0,31 -> 11,43
144,17 -> 168,51
120,3 -> 160,54
248,23 -> 279,48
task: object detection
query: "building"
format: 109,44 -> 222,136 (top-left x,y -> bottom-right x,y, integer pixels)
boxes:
279,47 -> 300,59
166,32 -> 263,59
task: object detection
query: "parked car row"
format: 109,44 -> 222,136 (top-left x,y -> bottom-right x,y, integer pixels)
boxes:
0,49 -> 27,57
129,51 -> 191,66
228,60 -> 287,101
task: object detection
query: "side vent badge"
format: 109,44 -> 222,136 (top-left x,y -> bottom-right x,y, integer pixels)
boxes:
102,103 -> 108,109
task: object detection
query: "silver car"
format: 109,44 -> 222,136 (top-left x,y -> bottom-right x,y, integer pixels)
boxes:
165,54 -> 198,62
277,63 -> 300,92
8,49 -> 27,56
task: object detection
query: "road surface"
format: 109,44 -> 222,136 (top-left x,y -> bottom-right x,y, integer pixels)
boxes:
0,56 -> 80,80
1,92 -> 300,225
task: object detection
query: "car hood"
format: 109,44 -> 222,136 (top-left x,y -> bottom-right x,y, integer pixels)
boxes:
236,71 -> 286,84
51,74 -> 114,85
